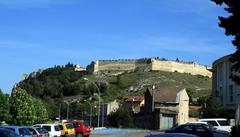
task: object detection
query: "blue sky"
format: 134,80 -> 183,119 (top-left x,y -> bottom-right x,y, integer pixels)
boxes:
0,0 -> 236,93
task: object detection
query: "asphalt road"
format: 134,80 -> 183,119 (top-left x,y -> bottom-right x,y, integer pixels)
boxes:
92,131 -> 161,137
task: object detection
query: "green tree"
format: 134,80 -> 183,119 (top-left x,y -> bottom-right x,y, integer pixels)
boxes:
108,107 -> 133,128
10,87 -> 35,125
198,96 -> 228,118
0,89 -> 11,123
212,0 -> 240,82
32,98 -> 49,123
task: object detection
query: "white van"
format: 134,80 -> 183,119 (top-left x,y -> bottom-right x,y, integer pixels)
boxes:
33,124 -> 61,137
198,118 -> 231,132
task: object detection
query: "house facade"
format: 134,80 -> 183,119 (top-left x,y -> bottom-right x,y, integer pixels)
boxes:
122,96 -> 144,113
212,54 -> 240,111
134,87 -> 189,130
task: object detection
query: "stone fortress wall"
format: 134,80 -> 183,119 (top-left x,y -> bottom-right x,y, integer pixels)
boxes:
86,58 -> 212,77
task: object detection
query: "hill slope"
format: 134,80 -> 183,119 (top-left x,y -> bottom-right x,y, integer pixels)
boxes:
17,63 -> 212,118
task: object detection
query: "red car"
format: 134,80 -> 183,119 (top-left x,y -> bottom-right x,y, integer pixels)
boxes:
65,120 -> 91,137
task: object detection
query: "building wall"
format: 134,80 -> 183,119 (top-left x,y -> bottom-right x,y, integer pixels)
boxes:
212,55 -> 240,110
105,100 -> 119,115
151,59 -> 212,77
176,89 -> 189,125
87,58 -> 212,77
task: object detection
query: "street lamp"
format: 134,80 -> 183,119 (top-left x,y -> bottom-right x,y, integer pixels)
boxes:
84,100 -> 92,127
83,78 -> 101,128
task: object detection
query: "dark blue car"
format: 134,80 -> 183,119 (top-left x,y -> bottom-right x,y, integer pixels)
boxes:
165,123 -> 214,137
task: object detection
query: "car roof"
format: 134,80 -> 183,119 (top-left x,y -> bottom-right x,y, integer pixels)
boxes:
0,126 -> 22,129
34,124 -> 58,126
187,121 -> 208,124
198,118 -> 227,121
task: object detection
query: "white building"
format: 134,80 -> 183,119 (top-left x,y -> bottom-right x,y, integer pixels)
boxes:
212,54 -> 240,111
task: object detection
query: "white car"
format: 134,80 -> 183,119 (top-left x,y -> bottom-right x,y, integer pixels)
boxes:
33,124 -> 61,137
198,118 -> 231,132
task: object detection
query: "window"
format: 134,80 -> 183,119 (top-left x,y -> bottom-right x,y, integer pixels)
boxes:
229,85 -> 233,102
219,64 -> 223,81
195,125 -> 207,132
66,124 -> 74,129
58,125 -> 63,130
204,121 -> 218,126
73,123 -> 80,127
217,120 -> 229,126
18,128 -> 31,135
54,125 -> 61,131
177,125 -> 194,132
43,126 -> 51,132
28,128 -> 36,135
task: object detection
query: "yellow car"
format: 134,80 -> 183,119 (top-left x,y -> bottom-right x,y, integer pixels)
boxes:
58,123 -> 75,137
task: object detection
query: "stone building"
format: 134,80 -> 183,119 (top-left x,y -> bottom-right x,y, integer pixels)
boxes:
86,58 -> 212,77
212,54 -> 240,113
134,87 -> 189,130
122,96 -> 145,113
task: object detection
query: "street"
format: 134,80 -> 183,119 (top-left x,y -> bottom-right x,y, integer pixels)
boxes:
92,131 -> 161,137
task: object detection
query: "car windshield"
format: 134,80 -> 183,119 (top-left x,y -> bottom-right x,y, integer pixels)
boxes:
36,127 -> 48,134
73,123 -> 80,128
19,128 -> 32,135
54,125 -> 61,131
0,129 -> 19,137
217,120 -> 229,126
66,124 -> 74,129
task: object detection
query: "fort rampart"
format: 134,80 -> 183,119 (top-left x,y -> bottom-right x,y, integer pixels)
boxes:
86,58 -> 212,77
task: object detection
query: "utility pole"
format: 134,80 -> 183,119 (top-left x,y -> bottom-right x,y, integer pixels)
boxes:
83,78 -> 101,128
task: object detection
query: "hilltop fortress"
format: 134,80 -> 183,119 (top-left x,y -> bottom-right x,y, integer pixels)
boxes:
86,58 -> 212,77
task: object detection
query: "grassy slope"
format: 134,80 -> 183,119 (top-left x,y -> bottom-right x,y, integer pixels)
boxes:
86,70 -> 212,100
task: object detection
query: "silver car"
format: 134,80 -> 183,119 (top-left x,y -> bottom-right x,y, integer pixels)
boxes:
27,127 -> 49,137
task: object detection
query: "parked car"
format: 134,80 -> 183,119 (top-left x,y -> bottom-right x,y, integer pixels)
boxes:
58,122 -> 75,137
145,133 -> 198,137
0,128 -> 21,137
65,120 -> 91,137
187,122 -> 230,137
0,126 -> 32,137
198,118 -> 231,132
27,126 -> 49,137
33,124 -> 61,137
165,123 -> 230,137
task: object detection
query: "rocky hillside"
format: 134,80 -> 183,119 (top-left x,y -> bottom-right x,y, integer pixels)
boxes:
17,63 -> 211,118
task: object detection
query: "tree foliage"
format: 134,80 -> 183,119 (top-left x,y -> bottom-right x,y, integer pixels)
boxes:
10,87 -> 36,125
0,89 -> 11,123
198,96 -> 228,118
18,63 -> 85,99
32,98 -> 49,123
108,107 -> 133,128
212,0 -> 240,82
10,87 -> 48,125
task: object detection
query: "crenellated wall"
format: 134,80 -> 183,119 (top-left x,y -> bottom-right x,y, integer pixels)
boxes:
86,58 -> 212,77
